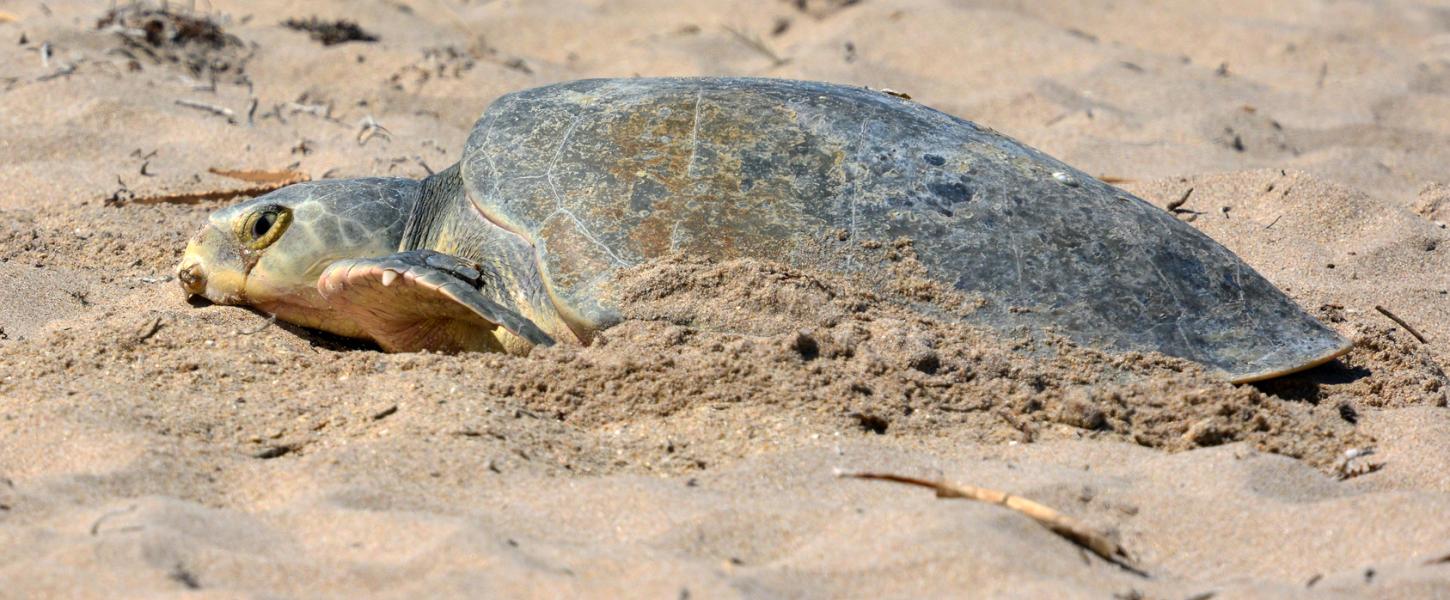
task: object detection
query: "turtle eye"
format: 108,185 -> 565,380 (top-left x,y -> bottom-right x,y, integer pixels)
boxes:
238,206 -> 291,250
253,212 -> 276,238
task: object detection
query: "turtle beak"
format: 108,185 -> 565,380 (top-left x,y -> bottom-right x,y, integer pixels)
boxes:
177,259 -> 206,296
177,224 -> 247,305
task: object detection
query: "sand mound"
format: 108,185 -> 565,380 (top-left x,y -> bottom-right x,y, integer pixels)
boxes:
1,247 -> 1434,479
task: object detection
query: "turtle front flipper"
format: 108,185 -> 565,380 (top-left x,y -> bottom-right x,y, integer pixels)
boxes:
318,250 -> 554,354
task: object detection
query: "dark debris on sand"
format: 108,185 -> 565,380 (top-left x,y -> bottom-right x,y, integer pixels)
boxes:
96,4 -> 251,79
282,17 -> 379,46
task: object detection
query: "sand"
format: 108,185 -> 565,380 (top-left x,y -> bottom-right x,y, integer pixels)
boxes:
2,0 -> 1450,597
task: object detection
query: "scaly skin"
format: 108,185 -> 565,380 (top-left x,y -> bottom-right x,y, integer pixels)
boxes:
177,174 -> 570,353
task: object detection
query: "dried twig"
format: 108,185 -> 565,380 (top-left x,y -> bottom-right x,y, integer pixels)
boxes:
180,75 -> 216,92
89,504 -> 138,536
841,471 -> 1146,576
135,317 -> 163,343
125,187 -> 280,205
282,17 -> 379,46
252,445 -> 294,459
286,101 -> 343,124
175,98 -> 236,124
1165,187 -> 1193,212
120,175 -> 308,205
1158,187 -> 1204,221
207,167 -> 309,185
236,313 -> 276,336
1374,305 -> 1427,343
36,63 -> 77,82
356,115 -> 391,146
724,26 -> 789,66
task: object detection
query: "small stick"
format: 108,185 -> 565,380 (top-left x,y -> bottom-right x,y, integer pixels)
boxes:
1165,187 -> 1193,211
207,167 -> 309,185
841,471 -> 1146,576
287,101 -> 343,124
357,115 -> 391,146
36,63 -> 76,81
413,155 -> 434,175
175,99 -> 236,124
135,317 -> 163,343
1374,305 -> 1427,343
89,504 -> 138,536
106,168 -> 307,206
122,180 -> 306,205
252,445 -> 293,459
288,102 -> 328,117
1264,214 -> 1282,229
181,75 -> 216,92
724,26 -> 789,66
237,313 -> 276,336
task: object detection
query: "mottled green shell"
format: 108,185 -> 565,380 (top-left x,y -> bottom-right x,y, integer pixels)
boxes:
457,77 -> 1347,381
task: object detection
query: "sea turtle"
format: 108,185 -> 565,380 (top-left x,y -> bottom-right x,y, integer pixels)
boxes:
177,77 -> 1350,382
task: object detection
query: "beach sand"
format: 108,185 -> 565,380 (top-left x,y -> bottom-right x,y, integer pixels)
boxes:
2,0 -> 1449,597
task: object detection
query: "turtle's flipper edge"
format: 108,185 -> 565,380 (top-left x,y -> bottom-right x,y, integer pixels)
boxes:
318,251 -> 554,354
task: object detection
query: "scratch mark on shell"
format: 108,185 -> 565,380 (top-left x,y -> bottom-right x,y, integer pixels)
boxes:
686,89 -> 703,178
552,207 -> 627,266
669,219 -> 684,252
849,118 -> 870,243
546,115 -> 586,209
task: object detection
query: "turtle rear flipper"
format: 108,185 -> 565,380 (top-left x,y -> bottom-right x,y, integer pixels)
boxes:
318,251 -> 554,354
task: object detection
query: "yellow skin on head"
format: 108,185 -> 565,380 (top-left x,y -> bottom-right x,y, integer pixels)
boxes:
177,177 -> 571,354
177,180 -> 417,340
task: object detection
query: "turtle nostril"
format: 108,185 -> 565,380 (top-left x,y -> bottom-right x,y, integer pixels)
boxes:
178,263 -> 206,296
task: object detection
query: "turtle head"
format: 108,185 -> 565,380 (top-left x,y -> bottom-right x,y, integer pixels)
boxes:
177,178 -> 420,337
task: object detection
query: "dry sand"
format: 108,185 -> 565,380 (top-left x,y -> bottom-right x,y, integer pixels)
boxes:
3,0 -> 1450,597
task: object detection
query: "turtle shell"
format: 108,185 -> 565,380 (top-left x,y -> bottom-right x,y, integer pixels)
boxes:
457,77 -> 1347,381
